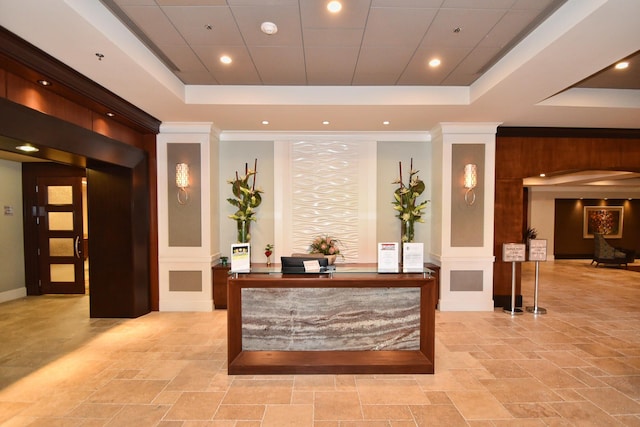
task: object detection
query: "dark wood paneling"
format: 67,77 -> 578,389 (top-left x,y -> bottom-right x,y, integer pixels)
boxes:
1,27 -> 161,316
493,179 -> 523,304
554,199 -> 640,258
7,72 -> 93,130
495,129 -> 640,306
0,68 -> 6,97
213,264 -> 230,309
0,98 -> 144,168
0,26 -> 160,134
87,161 -> 150,317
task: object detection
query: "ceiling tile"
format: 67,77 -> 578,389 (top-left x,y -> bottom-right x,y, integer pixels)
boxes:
248,46 -> 307,85
304,46 -> 360,85
362,7 -> 437,47
162,6 -> 244,45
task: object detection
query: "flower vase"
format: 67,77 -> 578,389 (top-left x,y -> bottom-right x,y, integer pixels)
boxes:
325,254 -> 337,265
237,220 -> 250,243
401,220 -> 415,243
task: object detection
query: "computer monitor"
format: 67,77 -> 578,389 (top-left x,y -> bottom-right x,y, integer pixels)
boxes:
280,256 -> 329,274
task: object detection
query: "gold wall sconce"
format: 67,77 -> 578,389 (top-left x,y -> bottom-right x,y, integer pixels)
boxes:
464,163 -> 477,206
175,163 -> 189,205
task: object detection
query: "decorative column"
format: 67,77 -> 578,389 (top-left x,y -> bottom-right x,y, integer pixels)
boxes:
430,123 -> 498,311
157,123 -> 218,311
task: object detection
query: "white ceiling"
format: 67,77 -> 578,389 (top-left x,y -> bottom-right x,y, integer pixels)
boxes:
0,0 -> 638,134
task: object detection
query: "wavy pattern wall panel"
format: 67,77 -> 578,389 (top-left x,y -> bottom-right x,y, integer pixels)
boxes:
290,140 -> 360,261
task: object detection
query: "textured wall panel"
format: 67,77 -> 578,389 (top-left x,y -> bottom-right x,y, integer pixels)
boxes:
290,140 -> 360,261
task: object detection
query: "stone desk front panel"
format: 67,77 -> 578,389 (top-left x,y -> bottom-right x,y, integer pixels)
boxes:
241,287 -> 420,351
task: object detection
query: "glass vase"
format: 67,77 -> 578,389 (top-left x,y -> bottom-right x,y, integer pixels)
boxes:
401,220 -> 415,243
237,220 -> 250,243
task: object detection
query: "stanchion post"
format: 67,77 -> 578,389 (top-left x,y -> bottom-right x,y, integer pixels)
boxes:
526,239 -> 547,315
502,243 -> 525,315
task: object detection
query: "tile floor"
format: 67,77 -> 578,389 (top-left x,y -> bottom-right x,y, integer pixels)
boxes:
0,260 -> 639,426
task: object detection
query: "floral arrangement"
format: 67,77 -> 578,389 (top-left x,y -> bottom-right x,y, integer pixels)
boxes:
227,159 -> 263,242
309,235 -> 342,256
392,158 -> 429,242
264,243 -> 274,258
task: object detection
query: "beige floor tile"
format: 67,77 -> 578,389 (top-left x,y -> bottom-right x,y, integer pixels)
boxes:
576,387 -> 640,415
214,404 -> 265,420
262,404 -> 313,427
314,391 -> 362,420
222,379 -> 293,404
361,404 -> 413,420
87,379 -> 169,404
107,404 -> 170,426
163,391 -> 225,420
0,261 -> 639,426
356,378 -> 430,405
447,390 -> 512,420
410,404 -> 467,426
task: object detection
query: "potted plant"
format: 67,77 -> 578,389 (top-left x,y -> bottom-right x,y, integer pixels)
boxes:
227,159 -> 262,242
392,158 -> 429,243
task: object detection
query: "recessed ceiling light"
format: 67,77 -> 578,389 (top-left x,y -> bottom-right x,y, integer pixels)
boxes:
260,21 -> 278,35
383,121 -> 390,125
106,112 -> 115,117
262,120 -> 269,125
220,55 -> 232,64
37,79 -> 51,86
16,144 -> 39,153
428,58 -> 441,68
614,61 -> 629,70
539,173 -> 546,177
322,120 -> 330,125
327,1 -> 342,13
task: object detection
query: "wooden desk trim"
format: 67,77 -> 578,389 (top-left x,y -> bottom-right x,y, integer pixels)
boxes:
227,273 -> 436,375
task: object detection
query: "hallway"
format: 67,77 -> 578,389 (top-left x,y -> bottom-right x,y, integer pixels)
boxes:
0,260 -> 639,426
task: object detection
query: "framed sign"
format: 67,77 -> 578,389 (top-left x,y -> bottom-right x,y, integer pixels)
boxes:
528,239 -> 547,261
502,243 -> 526,262
583,206 -> 623,239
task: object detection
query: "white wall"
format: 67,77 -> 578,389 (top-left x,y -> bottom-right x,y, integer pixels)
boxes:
0,159 -> 26,302
219,133 -> 432,264
529,186 -> 640,259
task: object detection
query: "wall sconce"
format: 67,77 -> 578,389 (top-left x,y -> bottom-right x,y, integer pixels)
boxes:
464,163 -> 477,206
175,163 -> 189,205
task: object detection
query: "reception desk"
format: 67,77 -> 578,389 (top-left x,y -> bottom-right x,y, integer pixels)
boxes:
227,265 -> 436,375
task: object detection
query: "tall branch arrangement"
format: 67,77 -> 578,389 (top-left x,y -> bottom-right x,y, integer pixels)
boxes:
227,159 -> 263,223
392,158 -> 429,242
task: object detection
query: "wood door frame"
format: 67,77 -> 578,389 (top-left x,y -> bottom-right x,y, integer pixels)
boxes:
23,164 -> 87,295
494,127 -> 640,307
1,28 -> 160,317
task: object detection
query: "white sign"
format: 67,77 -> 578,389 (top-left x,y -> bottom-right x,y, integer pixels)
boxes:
528,239 -> 547,261
502,243 -> 526,262
377,242 -> 399,273
403,242 -> 424,273
231,243 -> 251,272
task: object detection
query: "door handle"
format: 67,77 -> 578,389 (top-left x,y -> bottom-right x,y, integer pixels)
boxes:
75,236 -> 81,259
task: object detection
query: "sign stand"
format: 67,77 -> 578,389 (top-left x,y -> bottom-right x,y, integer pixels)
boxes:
526,239 -> 547,315
502,243 -> 525,315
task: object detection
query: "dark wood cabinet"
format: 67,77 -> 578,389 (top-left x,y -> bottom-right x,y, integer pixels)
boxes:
212,264 -> 230,309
